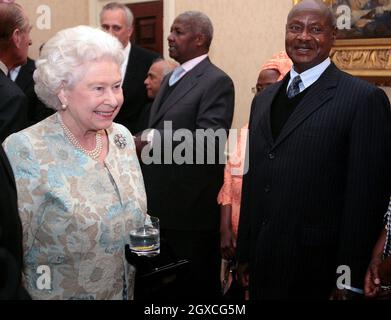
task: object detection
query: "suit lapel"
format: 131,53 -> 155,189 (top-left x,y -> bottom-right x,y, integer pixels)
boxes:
272,63 -> 340,149
256,79 -> 286,147
0,146 -> 16,190
15,58 -> 35,91
149,58 -> 210,127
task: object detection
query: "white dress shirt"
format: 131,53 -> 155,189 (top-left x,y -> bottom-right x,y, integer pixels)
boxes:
121,42 -> 131,85
287,57 -> 331,93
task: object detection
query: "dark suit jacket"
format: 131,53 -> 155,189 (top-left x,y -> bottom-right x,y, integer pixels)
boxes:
142,57 -> 235,231
115,45 -> 159,134
0,71 -> 28,142
14,58 -> 54,126
237,63 -> 391,299
134,101 -> 152,134
0,145 -> 29,299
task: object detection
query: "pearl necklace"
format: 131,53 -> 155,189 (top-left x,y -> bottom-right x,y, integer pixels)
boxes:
58,114 -> 103,160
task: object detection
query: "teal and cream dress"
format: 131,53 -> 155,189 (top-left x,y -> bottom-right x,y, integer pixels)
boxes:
3,114 -> 147,300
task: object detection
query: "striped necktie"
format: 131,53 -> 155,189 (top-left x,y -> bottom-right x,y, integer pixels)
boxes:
287,75 -> 302,98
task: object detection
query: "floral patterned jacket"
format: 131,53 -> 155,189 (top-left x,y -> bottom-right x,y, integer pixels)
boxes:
3,114 -> 147,300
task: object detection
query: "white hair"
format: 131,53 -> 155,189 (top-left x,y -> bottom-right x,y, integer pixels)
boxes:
34,25 -> 124,111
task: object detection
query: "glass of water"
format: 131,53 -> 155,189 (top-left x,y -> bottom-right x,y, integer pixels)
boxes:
129,215 -> 160,257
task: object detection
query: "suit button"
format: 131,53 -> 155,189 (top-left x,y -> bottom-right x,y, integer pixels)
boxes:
264,185 -> 271,193
268,152 -> 275,160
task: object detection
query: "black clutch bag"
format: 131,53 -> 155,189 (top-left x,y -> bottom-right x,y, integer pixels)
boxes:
125,238 -> 190,300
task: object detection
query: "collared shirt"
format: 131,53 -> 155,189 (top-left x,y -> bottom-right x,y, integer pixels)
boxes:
121,42 -> 131,85
0,60 -> 8,76
177,54 -> 208,82
287,57 -> 331,94
9,66 -> 21,82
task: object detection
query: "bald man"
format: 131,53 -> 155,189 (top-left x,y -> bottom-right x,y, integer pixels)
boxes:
135,59 -> 177,133
237,0 -> 391,300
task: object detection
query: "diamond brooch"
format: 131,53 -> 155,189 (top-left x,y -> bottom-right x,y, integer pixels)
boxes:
114,133 -> 127,149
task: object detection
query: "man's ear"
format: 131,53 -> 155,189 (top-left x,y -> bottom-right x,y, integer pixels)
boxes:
332,26 -> 337,42
10,28 -> 22,48
195,33 -> 206,47
127,25 -> 134,40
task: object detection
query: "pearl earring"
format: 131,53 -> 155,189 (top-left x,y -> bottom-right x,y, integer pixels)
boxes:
61,104 -> 67,110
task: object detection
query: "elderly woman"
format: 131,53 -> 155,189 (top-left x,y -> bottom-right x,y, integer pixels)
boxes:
2,25 -> 147,300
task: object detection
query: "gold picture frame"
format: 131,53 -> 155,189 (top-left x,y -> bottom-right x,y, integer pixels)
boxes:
292,0 -> 391,85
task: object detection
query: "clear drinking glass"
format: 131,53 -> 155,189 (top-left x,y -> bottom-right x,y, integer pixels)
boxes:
129,215 -> 160,257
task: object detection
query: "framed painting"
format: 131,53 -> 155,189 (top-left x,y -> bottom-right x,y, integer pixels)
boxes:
292,0 -> 391,85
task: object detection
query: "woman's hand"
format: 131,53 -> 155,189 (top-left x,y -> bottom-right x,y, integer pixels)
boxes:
220,204 -> 236,259
220,225 -> 236,260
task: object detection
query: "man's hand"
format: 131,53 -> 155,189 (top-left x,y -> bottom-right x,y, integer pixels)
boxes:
364,256 -> 382,298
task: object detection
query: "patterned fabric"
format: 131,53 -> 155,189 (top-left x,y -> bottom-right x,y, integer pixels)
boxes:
384,199 -> 391,258
287,75 -> 302,98
217,125 -> 248,237
2,114 -> 147,300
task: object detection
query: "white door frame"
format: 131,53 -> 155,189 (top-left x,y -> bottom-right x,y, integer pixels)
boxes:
89,0 -> 175,58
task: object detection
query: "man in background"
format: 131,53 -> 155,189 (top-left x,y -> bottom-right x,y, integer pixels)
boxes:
0,1 -> 30,141
9,57 -> 54,126
135,58 -> 177,133
141,11 -> 235,299
100,2 -> 160,134
0,1 -> 30,299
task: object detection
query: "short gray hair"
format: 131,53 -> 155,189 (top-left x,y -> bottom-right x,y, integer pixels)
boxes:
177,11 -> 214,48
0,3 -> 29,48
100,2 -> 134,27
34,25 -> 124,111
151,58 -> 178,77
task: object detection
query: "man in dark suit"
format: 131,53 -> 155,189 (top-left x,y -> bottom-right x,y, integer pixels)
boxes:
0,145 -> 30,299
0,1 -> 30,299
100,2 -> 160,134
0,2 -> 30,141
237,0 -> 391,300
139,11 -> 235,299
9,57 -> 54,126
